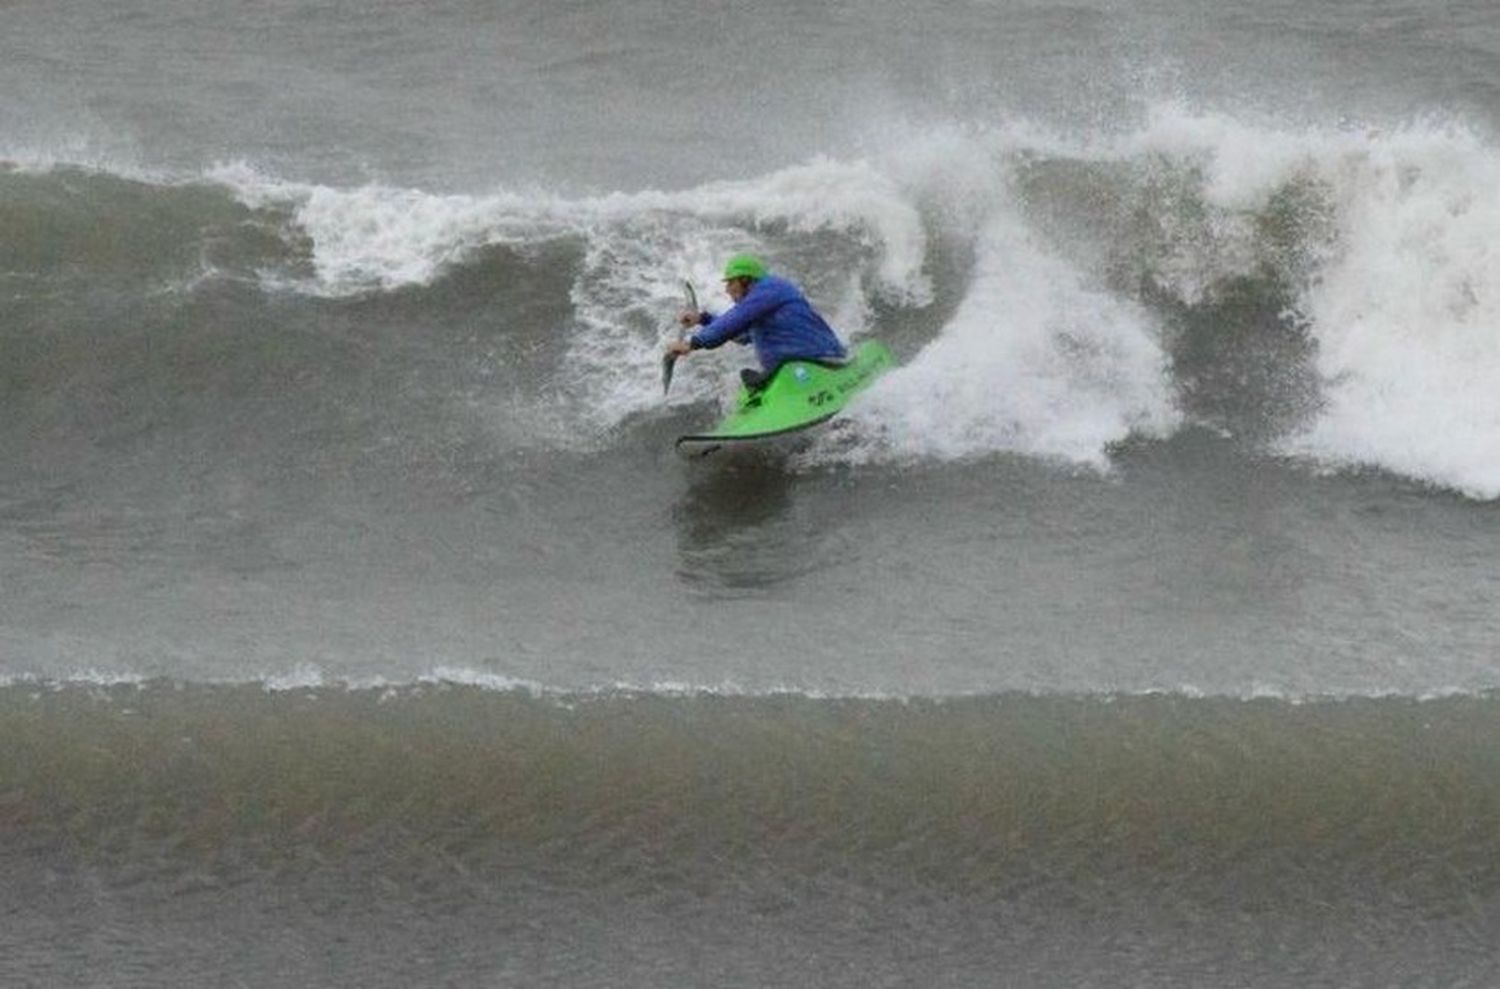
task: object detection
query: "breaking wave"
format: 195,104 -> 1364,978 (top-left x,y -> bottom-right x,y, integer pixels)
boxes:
8,105 -> 1500,494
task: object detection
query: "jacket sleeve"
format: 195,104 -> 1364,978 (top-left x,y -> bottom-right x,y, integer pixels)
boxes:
689,281 -> 792,350
694,312 -> 750,346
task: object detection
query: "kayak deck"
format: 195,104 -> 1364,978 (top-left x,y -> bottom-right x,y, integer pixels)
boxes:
675,340 -> 893,456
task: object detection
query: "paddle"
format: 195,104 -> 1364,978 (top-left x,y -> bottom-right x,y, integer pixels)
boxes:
661,280 -> 698,396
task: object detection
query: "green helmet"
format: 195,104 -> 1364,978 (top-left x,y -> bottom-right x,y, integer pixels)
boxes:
722,253 -> 767,281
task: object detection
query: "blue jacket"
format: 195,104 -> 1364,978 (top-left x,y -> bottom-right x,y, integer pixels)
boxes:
689,275 -> 847,371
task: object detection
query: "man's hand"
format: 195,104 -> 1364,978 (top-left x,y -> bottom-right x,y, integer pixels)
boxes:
665,338 -> 692,357
677,310 -> 701,328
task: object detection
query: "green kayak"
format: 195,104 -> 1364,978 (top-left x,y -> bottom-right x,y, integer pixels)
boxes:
675,340 -> 894,456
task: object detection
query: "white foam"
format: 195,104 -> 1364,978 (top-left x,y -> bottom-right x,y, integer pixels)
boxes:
839,210 -> 1179,466
421,666 -> 547,694
209,161 -> 569,294
43,669 -> 150,689
210,157 -> 930,298
1283,126 -> 1500,498
261,665 -> 331,692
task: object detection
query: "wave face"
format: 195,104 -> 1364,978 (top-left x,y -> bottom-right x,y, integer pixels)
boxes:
4,681 -> 1499,986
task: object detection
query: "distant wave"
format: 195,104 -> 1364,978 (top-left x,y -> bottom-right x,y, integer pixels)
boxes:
6,680 -> 1498,920
3,667 -> 1494,703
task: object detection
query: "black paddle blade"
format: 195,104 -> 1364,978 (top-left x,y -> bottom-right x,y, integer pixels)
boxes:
661,352 -> 677,395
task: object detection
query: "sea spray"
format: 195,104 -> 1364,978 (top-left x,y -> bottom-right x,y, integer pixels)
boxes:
841,209 -> 1178,465
1290,124 -> 1500,496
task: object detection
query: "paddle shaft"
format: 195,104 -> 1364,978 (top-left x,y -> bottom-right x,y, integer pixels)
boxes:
662,280 -> 698,396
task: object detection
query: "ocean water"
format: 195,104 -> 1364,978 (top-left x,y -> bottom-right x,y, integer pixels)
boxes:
5,0 -> 1500,985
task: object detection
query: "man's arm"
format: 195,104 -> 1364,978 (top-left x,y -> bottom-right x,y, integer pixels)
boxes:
690,280 -> 791,349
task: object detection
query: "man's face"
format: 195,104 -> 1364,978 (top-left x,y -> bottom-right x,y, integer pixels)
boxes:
724,276 -> 751,303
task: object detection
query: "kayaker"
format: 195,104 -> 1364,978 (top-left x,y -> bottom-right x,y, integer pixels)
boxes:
665,254 -> 847,388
